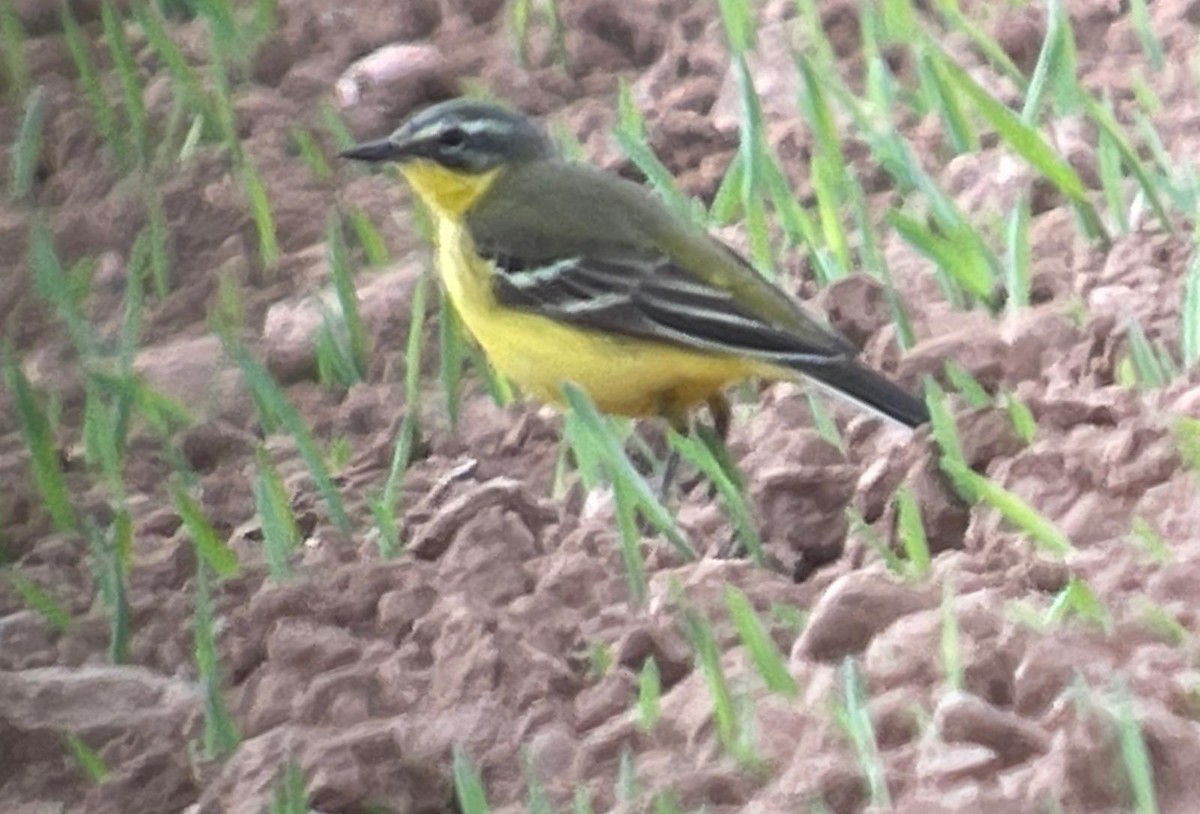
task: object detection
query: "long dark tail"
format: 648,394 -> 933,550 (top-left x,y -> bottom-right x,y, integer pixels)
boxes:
794,358 -> 929,429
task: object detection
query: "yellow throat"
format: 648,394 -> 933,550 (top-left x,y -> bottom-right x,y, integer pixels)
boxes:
398,161 -> 503,218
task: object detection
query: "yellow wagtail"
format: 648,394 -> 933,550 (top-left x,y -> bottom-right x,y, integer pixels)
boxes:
341,99 -> 928,458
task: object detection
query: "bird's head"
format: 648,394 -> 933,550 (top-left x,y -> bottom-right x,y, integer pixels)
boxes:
341,98 -> 554,215
341,98 -> 554,173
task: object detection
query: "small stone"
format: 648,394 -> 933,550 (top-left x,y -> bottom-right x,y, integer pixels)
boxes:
795,569 -> 937,662
935,690 -> 1049,766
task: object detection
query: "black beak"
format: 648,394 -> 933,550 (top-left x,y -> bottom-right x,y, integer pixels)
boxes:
339,137 -> 403,163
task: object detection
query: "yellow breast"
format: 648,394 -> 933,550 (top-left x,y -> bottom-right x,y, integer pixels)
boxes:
432,216 -> 756,419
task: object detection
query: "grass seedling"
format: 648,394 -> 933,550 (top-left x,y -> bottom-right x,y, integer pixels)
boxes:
1126,517 -> 1172,565
561,382 -> 695,561
4,351 -> 76,532
268,762 -> 308,814
1004,393 -> 1038,444
1182,243 -> 1200,366
101,0 -> 151,168
1082,95 -> 1173,235
8,85 -> 45,202
1045,576 -> 1112,633
572,789 -> 595,814
0,0 -> 28,98
1132,597 -> 1189,647
346,208 -> 390,267
1123,317 -> 1172,390
228,342 -> 351,531
930,0 -> 1024,85
636,656 -> 662,731
172,483 -> 240,578
61,1 -> 126,168
66,734 -> 108,784
4,570 -> 71,632
833,657 -> 890,807
916,47 -> 978,154
241,161 -> 281,268
522,752 -> 556,814
924,38 -> 1106,244
927,382 -> 1073,557
795,55 -> 852,278
291,126 -> 332,182
508,0 -> 569,71
253,448 -> 300,581
942,360 -> 991,409
452,747 -> 491,814
725,585 -> 797,696
939,580 -> 963,691
1128,0 -> 1164,71
612,475 -> 649,605
615,748 -> 638,805
85,516 -> 131,664
325,210 -> 369,379
369,274 -> 431,556
438,293 -> 465,429
194,564 -> 240,758
1171,416 -> 1200,473
1112,686 -> 1160,814
613,80 -> 702,225
893,486 -> 932,580
668,428 -> 763,565
1005,194 -> 1032,312
679,605 -> 757,766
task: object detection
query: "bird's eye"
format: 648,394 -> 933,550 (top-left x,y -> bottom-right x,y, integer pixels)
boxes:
439,127 -> 466,149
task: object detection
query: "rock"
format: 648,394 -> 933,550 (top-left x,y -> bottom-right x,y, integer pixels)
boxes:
934,690 -> 1049,766
0,665 -> 200,739
795,569 -> 937,662
265,619 -> 363,673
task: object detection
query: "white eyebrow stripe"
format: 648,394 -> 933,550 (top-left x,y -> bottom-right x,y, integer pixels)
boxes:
460,118 -> 514,136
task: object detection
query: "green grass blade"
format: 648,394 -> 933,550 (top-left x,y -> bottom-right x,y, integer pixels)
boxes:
636,657 -> 662,731
613,80 -> 701,224
228,342 -> 351,531
929,44 -> 1107,242
452,747 -> 491,814
613,475 -> 649,605
268,762 -> 308,814
0,0 -> 29,98
1081,94 -> 1174,235
326,210 -> 368,379
347,208 -> 390,266
939,580 -> 963,690
668,428 -> 763,564
1004,193 -> 1032,312
438,292 -> 465,429
4,352 -> 76,532
101,0 -> 150,166
253,448 -> 300,581
8,85 -> 45,201
194,564 -> 240,758
172,484 -> 240,578
561,383 -> 695,560
241,161 -> 280,268
893,485 -> 931,579
834,657 -> 890,807
5,570 -> 71,632
61,1 -> 126,167
1183,245 -> 1200,366
65,734 -> 108,784
725,585 -> 797,696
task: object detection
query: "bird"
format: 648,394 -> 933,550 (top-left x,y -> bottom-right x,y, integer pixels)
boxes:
340,98 -> 927,485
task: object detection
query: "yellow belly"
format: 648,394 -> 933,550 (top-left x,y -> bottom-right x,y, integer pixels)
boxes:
434,218 -> 757,418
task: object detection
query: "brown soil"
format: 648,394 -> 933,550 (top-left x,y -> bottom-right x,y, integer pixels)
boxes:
3,0 -> 1200,812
